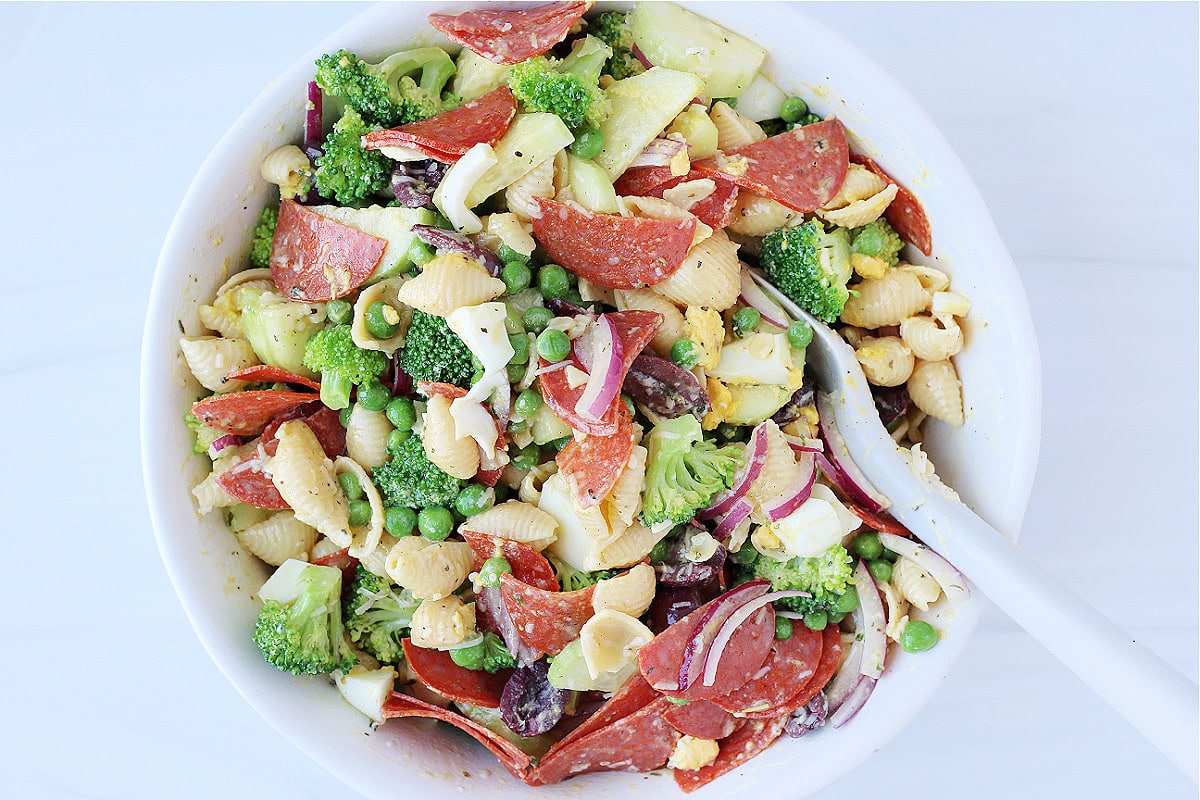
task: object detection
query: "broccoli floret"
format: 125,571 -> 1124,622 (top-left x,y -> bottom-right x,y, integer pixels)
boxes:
302,324 -> 388,410
850,218 -> 904,267
314,47 -> 457,127
589,11 -> 645,81
249,206 -> 278,268
253,562 -> 358,675
184,412 -> 223,455
343,566 -> 420,665
759,219 -> 853,324
753,545 -> 856,617
312,107 -> 392,206
449,632 -> 517,673
399,309 -> 476,387
371,434 -> 464,509
548,555 -> 618,592
507,55 -> 609,131
640,415 -> 742,527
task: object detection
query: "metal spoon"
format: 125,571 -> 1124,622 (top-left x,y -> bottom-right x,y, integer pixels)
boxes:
750,269 -> 1199,780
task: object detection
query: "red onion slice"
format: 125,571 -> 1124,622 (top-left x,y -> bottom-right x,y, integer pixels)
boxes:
573,316 -> 624,421
208,433 -> 241,459
712,498 -> 753,541
824,633 -> 864,712
699,422 -> 770,520
677,580 -> 770,692
855,560 -> 887,679
739,269 -> 791,329
631,43 -> 654,70
829,675 -> 876,728
701,589 -> 809,687
762,451 -> 817,522
630,137 -> 689,170
816,392 -> 891,513
875,532 -> 971,605
304,81 -> 324,159
783,433 -> 824,453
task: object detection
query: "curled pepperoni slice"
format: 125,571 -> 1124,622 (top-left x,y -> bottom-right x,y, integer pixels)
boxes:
556,402 -> 635,509
417,380 -> 468,399
547,674 -> 659,755
223,365 -> 320,392
782,625 -> 843,713
614,166 -> 740,230
499,574 -> 595,655
530,197 -> 697,290
710,625 -> 822,717
673,715 -> 789,793
261,403 -> 345,458
692,120 -> 849,213
269,199 -> 387,301
530,696 -> 680,786
460,531 -> 559,591
401,639 -> 511,709
662,699 -> 740,740
190,390 -> 319,436
310,546 -> 358,584
364,87 -> 516,162
851,154 -> 933,256
382,692 -> 533,781
846,501 -> 912,537
428,2 -> 588,65
215,457 -> 288,510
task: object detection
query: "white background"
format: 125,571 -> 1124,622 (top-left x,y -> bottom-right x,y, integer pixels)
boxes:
1,3 -> 1195,798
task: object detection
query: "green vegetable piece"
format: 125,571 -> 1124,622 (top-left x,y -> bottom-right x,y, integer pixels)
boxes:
786,320 -> 814,350
779,96 -> 809,123
365,301 -> 402,339
507,54 -> 610,131
628,3 -> 765,98
418,506 -> 454,541
590,10 -> 645,81
502,261 -> 532,294
732,307 -> 761,337
496,244 -> 529,264
184,412 -> 223,455
507,362 -> 527,382
514,388 -> 543,419
449,631 -> 517,673
760,219 -> 853,324
549,435 -> 571,451
730,545 -> 759,566
510,443 -> 540,470
640,414 -> 743,526
850,218 -> 904,267
901,620 -> 939,653
348,499 -> 373,527
313,107 -> 391,204
387,428 -> 412,452
357,379 -> 391,411
338,471 -> 364,501
455,484 -> 495,518
670,339 -> 701,369
536,329 -> 571,362
753,545 -> 855,617
774,616 -> 794,640
523,306 -> 554,333
249,206 -> 278,269
372,435 -> 464,508
508,332 -> 531,365
326,298 -> 354,326
253,563 -> 357,675
343,566 -> 420,664
400,309 -> 475,388
803,610 -> 828,631
715,422 -> 741,442
853,532 -> 884,560
868,559 -> 893,584
478,556 -> 513,588
799,112 -> 821,126
314,47 -> 456,127
339,405 -> 354,427
649,540 -> 670,565
408,237 -> 435,267
302,324 -> 389,411
828,611 -> 846,625
831,584 -> 860,614
385,506 -> 417,537
385,397 -> 416,431
571,127 -> 605,160
238,288 -> 325,379
538,264 -> 571,300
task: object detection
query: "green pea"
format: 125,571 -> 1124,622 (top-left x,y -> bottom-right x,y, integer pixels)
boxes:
730,545 -> 759,566
853,532 -> 884,560
385,506 -> 417,537
408,238 -> 435,266
348,499 -> 373,527
901,620 -> 938,653
536,329 -> 571,362
339,404 -> 354,427
732,307 -> 761,337
670,338 -> 701,369
507,362 -> 527,382
325,298 -> 354,325
478,556 -> 513,587
338,471 -> 364,501
787,320 -> 814,350
538,264 -> 570,300
868,559 -> 893,583
510,442 -> 540,470
774,616 -> 794,640
523,306 -> 554,333
387,428 -> 412,452
496,244 -> 529,264
881,547 -> 900,562
803,610 -> 828,631
357,379 -> 391,411
649,540 -> 670,564
831,584 -> 860,614
501,261 -> 532,294
385,397 -> 416,431
509,333 -> 531,364
455,483 -> 495,518
365,301 -> 402,339
571,127 -> 605,160
779,96 -> 809,123
418,506 -> 454,541
514,388 -> 543,419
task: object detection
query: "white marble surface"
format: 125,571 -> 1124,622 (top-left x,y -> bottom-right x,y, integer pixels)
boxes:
2,3 -> 1195,798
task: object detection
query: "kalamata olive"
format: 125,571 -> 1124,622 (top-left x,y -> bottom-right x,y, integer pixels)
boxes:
500,660 -> 568,737
412,224 -> 504,276
391,160 -> 446,210
648,586 -> 707,633
546,297 -> 589,317
784,692 -> 828,738
623,354 -> 710,419
654,525 -> 727,588
871,384 -> 910,429
382,353 -> 413,397
771,374 -> 816,425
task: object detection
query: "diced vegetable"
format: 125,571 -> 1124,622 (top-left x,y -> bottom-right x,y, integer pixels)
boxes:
628,3 -> 766,98
594,67 -> 705,179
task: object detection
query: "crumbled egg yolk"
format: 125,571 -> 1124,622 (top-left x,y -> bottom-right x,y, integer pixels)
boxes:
851,252 -> 889,279
685,305 -> 725,370
668,736 -> 720,771
702,376 -> 734,430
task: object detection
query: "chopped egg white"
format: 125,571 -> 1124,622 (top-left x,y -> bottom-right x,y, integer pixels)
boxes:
710,332 -> 794,386
445,302 -> 513,456
770,484 -> 861,558
433,142 -> 497,234
334,666 -> 397,723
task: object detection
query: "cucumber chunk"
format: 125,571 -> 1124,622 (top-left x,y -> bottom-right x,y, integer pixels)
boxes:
595,67 -> 705,180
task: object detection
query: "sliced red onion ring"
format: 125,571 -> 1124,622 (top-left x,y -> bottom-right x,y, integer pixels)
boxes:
574,316 -> 624,421
208,434 -> 241,459
875,532 -> 971,605
630,137 -> 689,169
678,580 -> 770,692
739,269 -> 791,329
440,633 -> 485,651
824,633 -> 864,712
855,560 -> 887,679
701,589 -> 810,687
711,498 -> 752,541
762,451 -> 817,522
783,433 -> 824,453
699,422 -> 769,520
304,81 -> 324,159
816,391 -> 890,513
631,43 -> 654,69
412,224 -> 504,276
829,675 -> 877,728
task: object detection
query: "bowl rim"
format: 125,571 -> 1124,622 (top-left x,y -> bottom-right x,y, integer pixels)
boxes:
141,2 -> 1042,798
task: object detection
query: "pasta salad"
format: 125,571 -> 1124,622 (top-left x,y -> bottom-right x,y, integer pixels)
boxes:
180,1 -> 972,790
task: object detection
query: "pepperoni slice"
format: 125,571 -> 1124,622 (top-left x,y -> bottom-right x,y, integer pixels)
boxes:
710,625 -> 822,717
269,199 -> 387,301
614,166 -> 740,230
846,500 -> 913,537
223,365 -> 320,392
364,87 -> 517,162
381,691 -> 533,781
673,715 -> 788,793
260,403 -> 346,458
530,696 -> 680,786
460,532 -> 559,591
850,154 -> 933,256
556,402 -> 636,508
546,673 -> 659,755
662,699 -> 740,740
530,197 -> 697,290
401,639 -> 511,709
215,457 -> 289,509
692,120 -> 849,213
428,2 -> 588,66
784,625 -> 843,712
310,546 -> 358,584
417,380 -> 468,399
499,574 -> 595,655
190,390 -> 319,436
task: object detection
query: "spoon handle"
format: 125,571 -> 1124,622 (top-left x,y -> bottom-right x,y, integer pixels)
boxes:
907,497 -> 1198,781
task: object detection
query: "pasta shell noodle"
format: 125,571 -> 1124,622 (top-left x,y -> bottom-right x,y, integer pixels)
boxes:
266,420 -> 351,544
652,229 -> 741,312
854,335 -> 915,388
351,277 -> 410,355
840,268 -> 930,329
179,336 -> 259,393
817,183 -> 899,228
899,315 -> 964,362
422,394 -> 480,480
460,501 -> 559,552
344,405 -> 393,470
394,253 -> 505,316
334,456 -> 385,559
907,359 -> 965,426
236,510 -> 318,566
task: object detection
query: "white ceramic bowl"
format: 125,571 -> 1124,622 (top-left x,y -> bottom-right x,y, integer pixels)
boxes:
141,3 -> 1041,798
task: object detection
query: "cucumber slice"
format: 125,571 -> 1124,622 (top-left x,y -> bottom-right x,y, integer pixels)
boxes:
565,153 -> 619,213
595,67 -> 705,180
735,73 -> 789,122
450,48 -> 511,103
629,2 -> 766,99
465,113 -> 574,207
